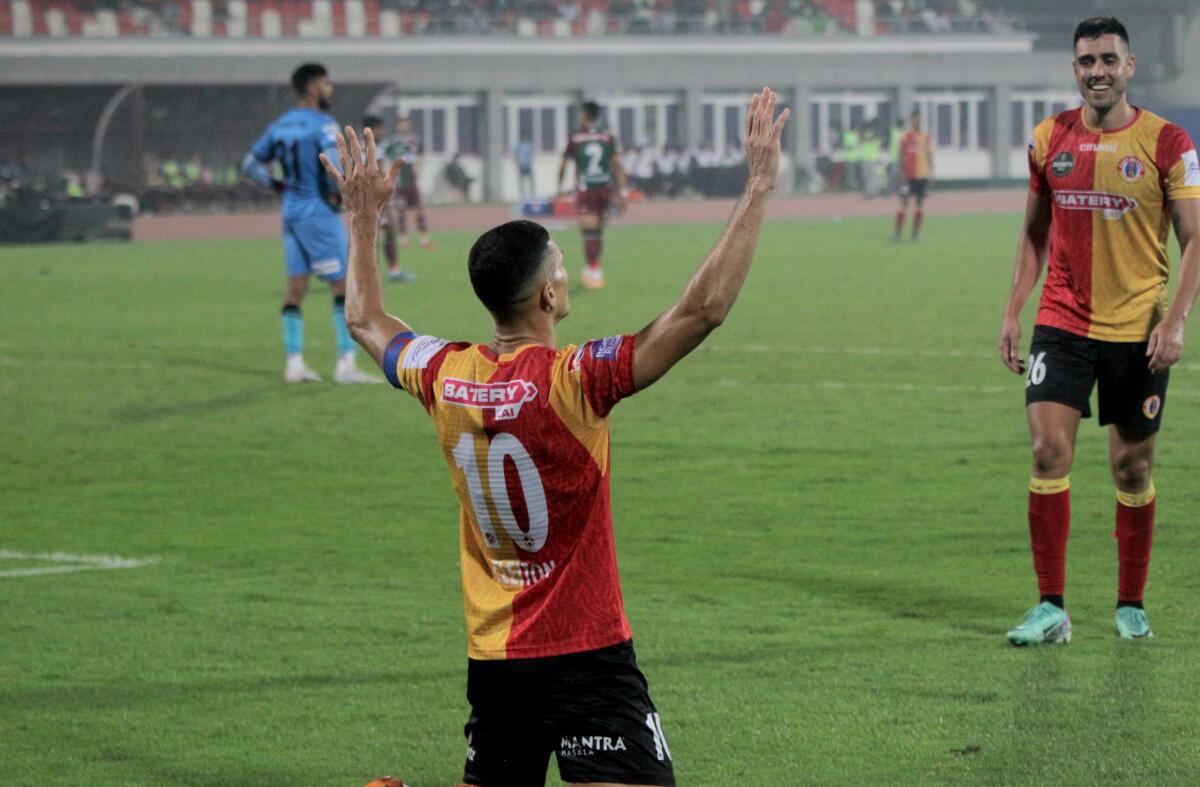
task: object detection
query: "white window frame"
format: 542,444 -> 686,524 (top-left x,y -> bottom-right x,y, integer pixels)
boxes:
914,90 -> 990,152
367,93 -> 480,155
599,94 -> 679,151
503,95 -> 572,155
700,94 -> 753,155
809,92 -> 891,153
1010,91 -> 1082,149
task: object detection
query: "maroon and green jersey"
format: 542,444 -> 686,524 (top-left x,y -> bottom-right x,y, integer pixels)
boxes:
564,127 -> 618,189
382,133 -> 422,189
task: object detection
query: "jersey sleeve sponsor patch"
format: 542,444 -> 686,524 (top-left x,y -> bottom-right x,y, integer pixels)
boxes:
1183,149 -> 1200,187
566,334 -> 637,419
384,331 -> 451,397
321,122 -> 340,148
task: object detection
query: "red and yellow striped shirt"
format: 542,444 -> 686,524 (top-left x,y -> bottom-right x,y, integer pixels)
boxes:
1029,107 -> 1200,341
383,332 -> 638,660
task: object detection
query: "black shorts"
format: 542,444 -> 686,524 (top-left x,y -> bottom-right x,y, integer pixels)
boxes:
1025,324 -> 1167,436
900,178 -> 928,200
462,639 -> 675,787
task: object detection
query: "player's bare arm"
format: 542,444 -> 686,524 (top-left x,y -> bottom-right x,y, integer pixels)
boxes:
320,126 -> 411,366
612,153 -> 628,211
556,154 -> 571,197
631,87 -> 790,391
1147,198 -> 1200,372
998,188 -> 1053,374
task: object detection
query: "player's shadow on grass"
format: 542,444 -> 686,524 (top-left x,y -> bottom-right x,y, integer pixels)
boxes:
111,382 -> 325,424
719,569 -> 1010,637
7,667 -> 461,712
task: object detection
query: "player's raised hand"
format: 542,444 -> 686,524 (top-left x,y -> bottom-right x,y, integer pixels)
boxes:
744,87 -> 790,194
319,125 -> 403,219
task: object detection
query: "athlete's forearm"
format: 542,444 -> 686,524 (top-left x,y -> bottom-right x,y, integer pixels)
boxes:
346,217 -> 386,332
1004,241 -> 1046,319
1165,239 -> 1200,325
676,180 -> 772,327
557,160 -> 568,191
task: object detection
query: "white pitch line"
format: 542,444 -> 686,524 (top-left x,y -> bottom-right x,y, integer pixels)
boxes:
0,550 -> 160,579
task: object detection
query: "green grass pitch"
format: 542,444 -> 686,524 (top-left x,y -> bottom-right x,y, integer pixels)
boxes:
3,213 -> 1200,785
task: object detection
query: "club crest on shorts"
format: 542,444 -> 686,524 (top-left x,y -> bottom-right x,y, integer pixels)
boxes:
1118,156 -> 1145,183
1051,151 -> 1075,178
1142,395 -> 1161,419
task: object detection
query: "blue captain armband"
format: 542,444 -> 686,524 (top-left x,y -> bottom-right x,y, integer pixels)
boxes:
382,332 -> 418,388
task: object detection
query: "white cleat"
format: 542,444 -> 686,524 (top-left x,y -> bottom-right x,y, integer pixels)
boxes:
285,355 -> 321,383
334,354 -> 384,385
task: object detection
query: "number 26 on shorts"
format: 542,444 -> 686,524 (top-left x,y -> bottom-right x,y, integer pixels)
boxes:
1026,351 -> 1047,388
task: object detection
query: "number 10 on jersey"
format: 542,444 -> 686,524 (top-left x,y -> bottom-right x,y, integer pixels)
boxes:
452,432 -> 549,553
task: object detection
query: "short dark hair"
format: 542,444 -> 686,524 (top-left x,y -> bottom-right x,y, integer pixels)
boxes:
362,115 -> 383,129
291,63 -> 328,95
468,221 -> 552,316
581,101 -> 601,121
1074,17 -> 1129,49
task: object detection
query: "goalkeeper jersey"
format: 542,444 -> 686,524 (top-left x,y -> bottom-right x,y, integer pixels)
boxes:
383,332 -> 639,660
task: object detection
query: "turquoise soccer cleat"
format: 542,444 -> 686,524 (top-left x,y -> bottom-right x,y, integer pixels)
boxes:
1115,606 -> 1153,639
1006,601 -> 1072,646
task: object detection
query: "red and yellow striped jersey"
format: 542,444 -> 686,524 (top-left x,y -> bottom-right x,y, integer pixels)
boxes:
899,131 -> 931,180
1029,107 -> 1200,341
382,331 -> 638,660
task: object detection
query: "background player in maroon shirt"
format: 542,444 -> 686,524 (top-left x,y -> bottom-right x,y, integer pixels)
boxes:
322,88 -> 788,786
558,101 -> 628,290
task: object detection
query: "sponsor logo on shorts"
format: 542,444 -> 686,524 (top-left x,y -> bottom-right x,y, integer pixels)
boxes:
1118,156 -> 1145,183
1051,151 -> 1075,178
311,258 -> 342,276
560,735 -> 627,758
1143,395 -> 1161,419
1053,190 -> 1137,219
1079,142 -> 1118,153
442,377 -> 538,420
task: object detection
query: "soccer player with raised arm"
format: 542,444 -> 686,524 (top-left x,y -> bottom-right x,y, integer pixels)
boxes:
241,63 -> 379,384
558,101 -> 628,290
998,17 -> 1200,645
322,88 -> 788,786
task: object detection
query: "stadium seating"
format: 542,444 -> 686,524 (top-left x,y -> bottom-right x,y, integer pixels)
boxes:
0,0 -> 1010,38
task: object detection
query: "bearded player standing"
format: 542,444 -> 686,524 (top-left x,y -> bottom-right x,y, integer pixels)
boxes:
998,17 -> 1200,645
323,89 -> 787,785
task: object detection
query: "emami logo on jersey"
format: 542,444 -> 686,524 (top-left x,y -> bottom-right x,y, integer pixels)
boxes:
442,378 -> 538,420
1054,190 -> 1137,219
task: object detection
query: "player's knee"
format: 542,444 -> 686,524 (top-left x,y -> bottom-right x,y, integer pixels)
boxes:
1111,450 -> 1152,492
1031,438 -> 1072,476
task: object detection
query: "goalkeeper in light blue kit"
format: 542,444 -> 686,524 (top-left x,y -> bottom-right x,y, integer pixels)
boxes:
241,62 -> 379,384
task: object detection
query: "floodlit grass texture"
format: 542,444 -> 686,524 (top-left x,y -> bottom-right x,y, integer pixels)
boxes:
3,213 -> 1200,785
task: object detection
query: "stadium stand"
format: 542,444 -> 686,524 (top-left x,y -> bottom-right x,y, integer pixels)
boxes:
0,0 -> 1015,38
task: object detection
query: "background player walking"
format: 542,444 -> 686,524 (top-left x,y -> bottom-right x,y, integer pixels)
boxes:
380,115 -> 433,259
241,63 -> 379,384
363,115 -> 416,285
558,100 -> 627,290
998,17 -> 1200,645
893,110 -> 933,241
322,87 -> 788,786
